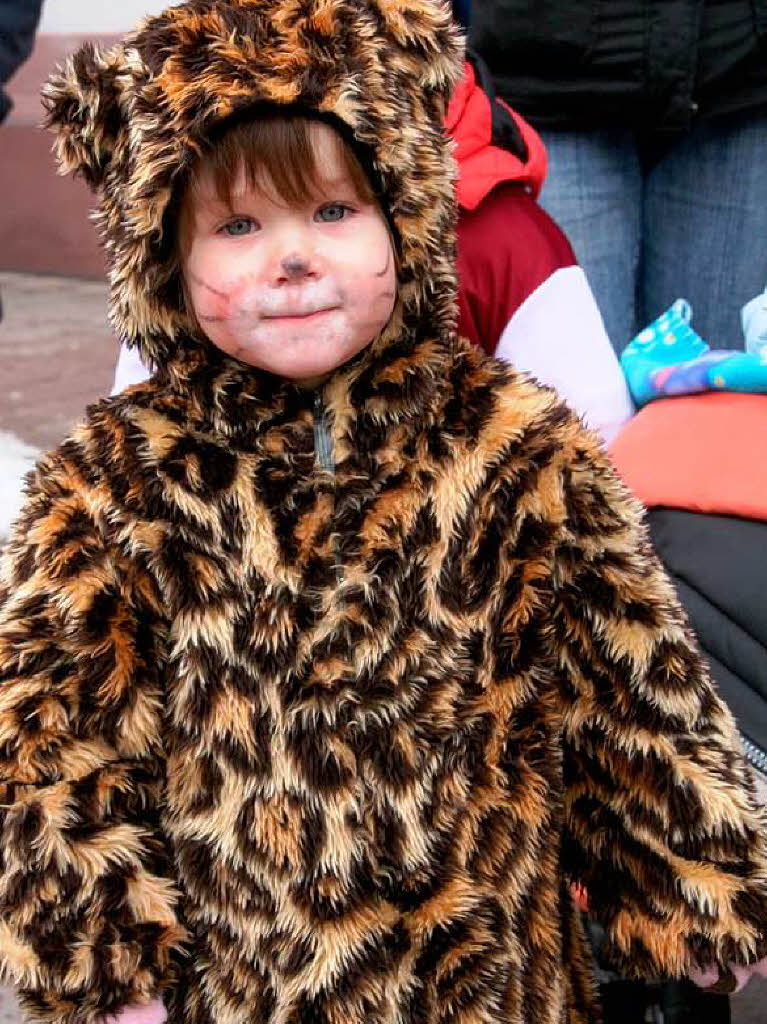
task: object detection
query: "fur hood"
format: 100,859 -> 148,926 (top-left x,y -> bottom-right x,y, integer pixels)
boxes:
42,0 -> 464,374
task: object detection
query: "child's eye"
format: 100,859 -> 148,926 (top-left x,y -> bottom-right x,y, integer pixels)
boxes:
316,203 -> 351,223
221,217 -> 256,237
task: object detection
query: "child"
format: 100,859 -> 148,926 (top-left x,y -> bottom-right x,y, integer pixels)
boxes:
1,3 -> 766,1024
112,48 -> 634,446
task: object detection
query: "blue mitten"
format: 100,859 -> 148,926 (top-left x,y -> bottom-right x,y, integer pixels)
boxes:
621,300 -> 707,406
622,299 -> 767,406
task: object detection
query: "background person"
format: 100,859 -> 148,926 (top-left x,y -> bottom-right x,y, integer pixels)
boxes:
470,0 -> 767,354
0,0 -> 44,323
448,47 -> 633,443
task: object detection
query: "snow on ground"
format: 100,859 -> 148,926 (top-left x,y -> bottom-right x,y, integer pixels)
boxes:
0,431 -> 39,540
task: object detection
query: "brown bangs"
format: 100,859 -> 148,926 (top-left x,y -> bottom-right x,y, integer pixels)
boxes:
186,111 -> 376,216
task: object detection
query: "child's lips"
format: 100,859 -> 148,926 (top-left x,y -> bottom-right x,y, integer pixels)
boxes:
261,306 -> 339,322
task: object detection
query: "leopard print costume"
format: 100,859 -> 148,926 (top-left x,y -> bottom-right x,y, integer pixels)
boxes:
1,3 -> 765,1024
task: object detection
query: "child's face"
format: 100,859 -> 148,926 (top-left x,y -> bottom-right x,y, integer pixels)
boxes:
180,122 -> 397,385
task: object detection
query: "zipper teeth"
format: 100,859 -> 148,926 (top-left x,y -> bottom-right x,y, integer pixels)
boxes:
312,391 -> 341,582
741,733 -> 767,776
313,392 -> 335,474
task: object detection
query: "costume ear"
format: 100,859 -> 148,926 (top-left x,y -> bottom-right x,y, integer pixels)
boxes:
41,42 -> 129,190
371,0 -> 464,98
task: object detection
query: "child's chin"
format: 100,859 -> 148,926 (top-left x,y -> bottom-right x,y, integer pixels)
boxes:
223,334 -> 373,380
281,347 -> 370,382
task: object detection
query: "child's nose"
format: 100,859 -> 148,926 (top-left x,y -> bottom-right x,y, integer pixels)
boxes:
269,223 -> 319,284
279,253 -> 315,282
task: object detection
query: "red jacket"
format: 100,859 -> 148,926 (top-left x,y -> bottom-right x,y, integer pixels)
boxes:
447,57 -> 575,355
446,56 -> 547,211
445,56 -> 634,445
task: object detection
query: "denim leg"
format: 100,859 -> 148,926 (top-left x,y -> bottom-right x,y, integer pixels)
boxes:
643,109 -> 767,349
539,129 -> 643,354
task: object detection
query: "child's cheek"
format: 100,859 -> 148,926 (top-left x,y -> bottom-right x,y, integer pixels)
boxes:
188,271 -> 257,325
227,276 -> 265,316
346,245 -> 397,316
333,227 -> 395,297
191,289 -> 231,326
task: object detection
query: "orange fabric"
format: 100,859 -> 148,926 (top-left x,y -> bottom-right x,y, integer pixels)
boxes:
445,60 -> 547,211
571,883 -> 589,914
608,392 -> 767,521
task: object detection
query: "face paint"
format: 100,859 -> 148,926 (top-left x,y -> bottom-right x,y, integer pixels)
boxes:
181,122 -> 397,384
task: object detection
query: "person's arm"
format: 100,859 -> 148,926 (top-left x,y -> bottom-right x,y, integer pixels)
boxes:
0,0 -> 45,122
0,446 -> 187,1024
111,344 -> 151,395
456,190 -> 634,444
495,265 -> 634,445
549,424 -> 767,982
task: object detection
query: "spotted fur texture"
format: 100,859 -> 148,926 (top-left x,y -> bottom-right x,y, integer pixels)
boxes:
2,3 -> 765,1024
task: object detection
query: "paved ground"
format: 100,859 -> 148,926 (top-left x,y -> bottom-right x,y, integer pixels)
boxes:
0,272 -> 765,1023
0,271 -> 117,451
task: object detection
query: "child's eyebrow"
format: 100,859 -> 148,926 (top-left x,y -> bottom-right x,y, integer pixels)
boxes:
188,192 -> 231,213
316,176 -> 350,190
189,175 -> 358,214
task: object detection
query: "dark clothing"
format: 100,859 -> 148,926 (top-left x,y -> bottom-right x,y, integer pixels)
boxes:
470,0 -> 767,132
647,508 -> 767,759
599,977 -> 730,1024
451,0 -> 471,29
660,980 -> 731,1024
0,0 -> 44,123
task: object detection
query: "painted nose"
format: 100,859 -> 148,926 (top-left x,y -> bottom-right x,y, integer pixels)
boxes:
279,253 -> 314,281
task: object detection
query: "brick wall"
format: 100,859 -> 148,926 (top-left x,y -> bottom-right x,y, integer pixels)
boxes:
0,35 -> 119,278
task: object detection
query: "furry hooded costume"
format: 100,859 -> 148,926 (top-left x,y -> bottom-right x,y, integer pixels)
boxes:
1,2 -> 766,1024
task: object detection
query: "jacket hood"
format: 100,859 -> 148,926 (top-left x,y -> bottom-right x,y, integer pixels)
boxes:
42,0 -> 464,377
446,54 -> 546,211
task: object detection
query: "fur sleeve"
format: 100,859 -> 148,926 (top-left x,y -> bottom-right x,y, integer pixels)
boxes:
0,449 -> 187,1024
551,432 -> 767,981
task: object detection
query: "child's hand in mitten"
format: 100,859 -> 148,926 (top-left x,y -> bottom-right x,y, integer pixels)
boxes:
689,957 -> 767,994
99,998 -> 167,1024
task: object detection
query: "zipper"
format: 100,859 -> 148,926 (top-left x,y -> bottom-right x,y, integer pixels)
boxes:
313,390 -> 335,475
741,733 -> 767,778
313,388 -> 341,582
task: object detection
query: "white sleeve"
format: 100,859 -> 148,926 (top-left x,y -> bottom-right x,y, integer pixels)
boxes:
0,432 -> 38,540
495,266 -> 635,445
111,344 -> 152,395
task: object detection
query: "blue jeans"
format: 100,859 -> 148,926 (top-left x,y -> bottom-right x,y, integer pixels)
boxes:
539,109 -> 767,353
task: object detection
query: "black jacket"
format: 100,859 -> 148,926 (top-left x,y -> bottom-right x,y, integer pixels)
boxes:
470,0 -> 767,132
0,0 -> 44,124
647,508 -> 767,772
